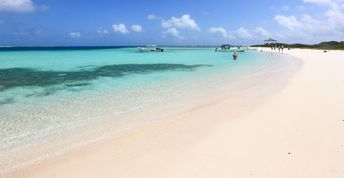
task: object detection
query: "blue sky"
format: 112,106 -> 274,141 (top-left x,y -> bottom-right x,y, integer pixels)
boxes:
0,0 -> 343,46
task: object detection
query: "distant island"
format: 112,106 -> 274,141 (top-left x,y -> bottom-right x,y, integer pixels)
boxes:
252,41 -> 344,50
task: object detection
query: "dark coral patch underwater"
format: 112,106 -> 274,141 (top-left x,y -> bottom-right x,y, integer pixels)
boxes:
0,63 -> 211,91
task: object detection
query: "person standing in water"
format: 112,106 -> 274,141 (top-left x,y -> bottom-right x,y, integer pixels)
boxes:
233,52 -> 238,60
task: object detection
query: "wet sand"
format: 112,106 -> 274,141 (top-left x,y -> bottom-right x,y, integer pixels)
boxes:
8,49 -> 344,178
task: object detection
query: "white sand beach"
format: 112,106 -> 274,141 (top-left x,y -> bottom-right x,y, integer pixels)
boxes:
9,48 -> 344,178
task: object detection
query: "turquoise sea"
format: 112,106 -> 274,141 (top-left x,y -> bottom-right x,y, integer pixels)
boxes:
0,47 -> 301,175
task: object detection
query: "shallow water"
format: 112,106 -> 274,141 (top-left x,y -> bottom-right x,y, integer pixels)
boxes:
0,47 -> 301,175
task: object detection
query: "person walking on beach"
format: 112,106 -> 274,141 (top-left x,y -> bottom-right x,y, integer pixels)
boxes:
281,45 -> 284,51
233,53 -> 238,60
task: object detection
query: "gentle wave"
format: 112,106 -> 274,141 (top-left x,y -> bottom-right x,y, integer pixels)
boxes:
0,48 -> 302,176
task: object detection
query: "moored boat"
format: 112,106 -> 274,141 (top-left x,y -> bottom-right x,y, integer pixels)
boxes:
215,44 -> 245,52
138,45 -> 164,52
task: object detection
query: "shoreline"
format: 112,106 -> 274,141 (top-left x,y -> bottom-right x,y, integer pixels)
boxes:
6,48 -> 344,178
0,50 -> 298,176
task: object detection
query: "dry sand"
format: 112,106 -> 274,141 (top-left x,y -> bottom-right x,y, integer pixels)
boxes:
8,48 -> 344,178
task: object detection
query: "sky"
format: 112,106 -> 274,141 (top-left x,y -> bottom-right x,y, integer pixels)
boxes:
0,0 -> 343,46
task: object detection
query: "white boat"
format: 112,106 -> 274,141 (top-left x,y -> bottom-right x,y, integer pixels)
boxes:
215,44 -> 245,52
216,48 -> 245,52
138,45 -> 164,52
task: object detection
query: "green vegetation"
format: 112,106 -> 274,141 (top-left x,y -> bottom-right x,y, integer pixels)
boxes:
252,41 -> 344,50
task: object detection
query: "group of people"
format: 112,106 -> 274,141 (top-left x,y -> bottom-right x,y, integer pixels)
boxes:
271,45 -> 284,52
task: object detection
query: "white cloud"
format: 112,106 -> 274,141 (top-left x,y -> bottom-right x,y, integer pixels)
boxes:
209,27 -> 234,39
96,27 -> 109,36
209,26 -> 271,40
275,14 -> 336,35
274,15 -> 301,30
304,0 -> 333,5
235,27 -> 252,39
274,0 -> 344,42
0,0 -> 47,13
69,32 -> 81,38
131,24 -> 143,32
163,28 -> 183,39
0,0 -> 35,12
269,5 -> 290,13
112,23 -> 129,34
147,14 -> 160,20
254,27 -> 271,37
162,14 -> 200,31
